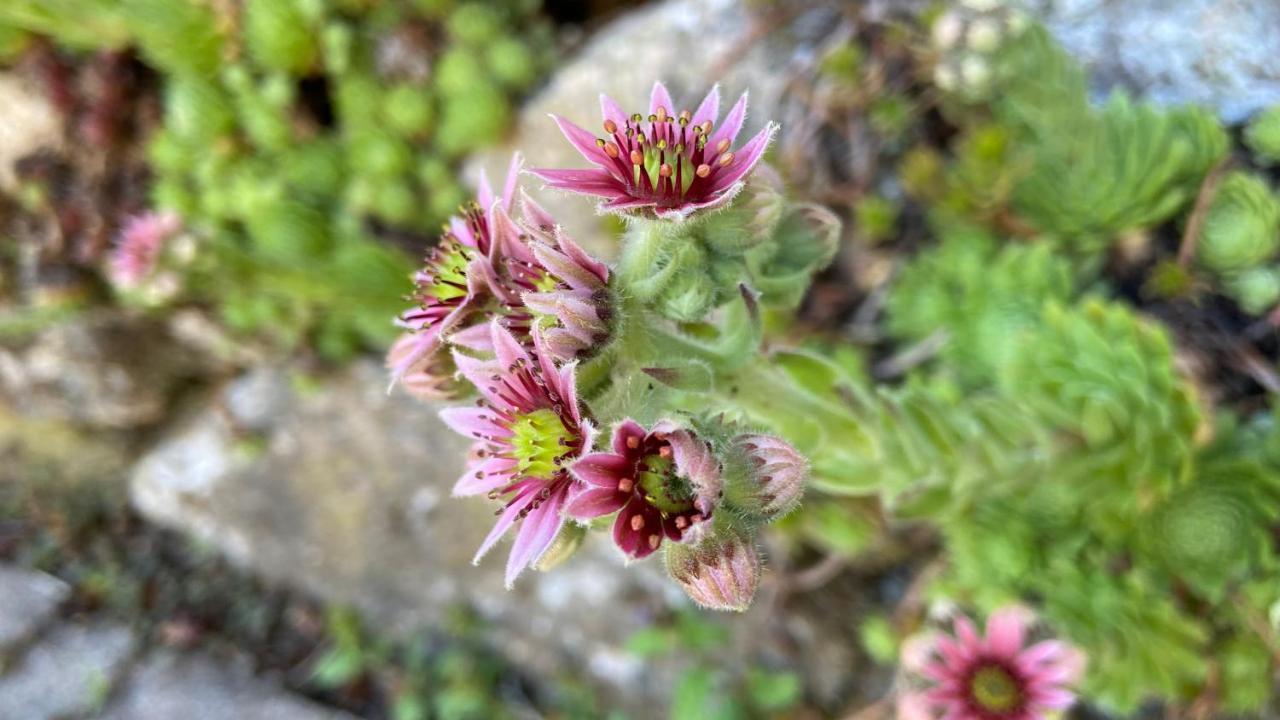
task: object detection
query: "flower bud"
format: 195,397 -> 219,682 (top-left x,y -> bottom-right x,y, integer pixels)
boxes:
664,529 -> 760,612
726,434 -> 808,520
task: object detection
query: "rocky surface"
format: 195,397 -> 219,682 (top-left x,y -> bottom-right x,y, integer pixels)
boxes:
0,622 -> 135,719
101,650 -> 355,720
0,563 -> 349,720
0,310 -> 211,429
0,566 -> 68,655
1028,0 -> 1280,123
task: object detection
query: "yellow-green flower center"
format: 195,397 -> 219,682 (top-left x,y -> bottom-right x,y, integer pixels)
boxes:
637,453 -> 694,514
509,408 -> 576,479
422,242 -> 473,303
970,665 -> 1021,714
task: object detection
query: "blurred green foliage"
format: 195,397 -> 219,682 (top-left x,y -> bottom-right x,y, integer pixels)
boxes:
0,0 -> 553,358
795,7 -> 1280,715
625,611 -> 803,720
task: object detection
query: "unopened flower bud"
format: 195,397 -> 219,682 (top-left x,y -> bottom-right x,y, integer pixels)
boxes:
664,529 -> 760,612
727,434 -> 807,520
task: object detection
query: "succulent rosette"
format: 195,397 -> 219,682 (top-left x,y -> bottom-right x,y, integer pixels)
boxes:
532,81 -> 778,220
439,320 -> 595,587
899,607 -> 1085,720
388,155 -> 523,390
566,419 -> 722,559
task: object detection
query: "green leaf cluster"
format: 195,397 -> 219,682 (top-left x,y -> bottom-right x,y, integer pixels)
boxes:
0,0 -> 553,358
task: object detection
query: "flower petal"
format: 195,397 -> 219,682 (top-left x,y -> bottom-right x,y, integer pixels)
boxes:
505,485 -> 567,587
565,486 -> 628,519
571,452 -> 631,487
453,455 -> 517,496
649,81 -> 675,117
708,122 -> 777,194
710,91 -> 748,148
691,84 -> 721,128
499,152 -> 522,211
611,420 -> 648,456
439,406 -> 505,443
985,606 -> 1029,659
473,490 -> 536,565
529,167 -> 627,197
600,93 -> 628,130
549,114 -> 612,168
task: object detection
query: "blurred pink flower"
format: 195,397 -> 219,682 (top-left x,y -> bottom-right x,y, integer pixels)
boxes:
902,607 -> 1085,720
439,321 -> 594,587
532,81 -> 778,220
110,211 -> 182,287
565,419 -> 720,559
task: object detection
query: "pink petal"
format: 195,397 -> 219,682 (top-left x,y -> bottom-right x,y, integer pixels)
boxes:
450,215 -> 475,248
549,114 -> 611,169
652,182 -> 743,220
489,319 -> 530,371
611,420 -> 647,456
500,152 -> 522,211
555,231 -> 609,284
529,167 -> 627,196
519,188 -> 558,233
1029,688 -> 1077,710
707,122 -> 777,194
505,486 -> 567,587
649,81 -> 674,117
565,486 -> 628,519
448,322 -> 494,352
476,166 -> 495,216
453,455 -> 517,496
984,607 -> 1029,659
600,93 -> 628,130
439,407 -> 505,443
571,452 -> 630,487
473,490 -> 537,565
691,84 -> 721,128
599,197 -> 655,213
710,91 -> 748,148
531,243 -> 602,292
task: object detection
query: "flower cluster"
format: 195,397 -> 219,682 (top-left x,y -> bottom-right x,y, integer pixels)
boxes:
390,82 -> 813,609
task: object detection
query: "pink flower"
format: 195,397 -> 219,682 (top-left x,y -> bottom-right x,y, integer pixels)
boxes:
389,155 -> 523,389
565,419 -> 721,559
110,211 -> 182,287
439,320 -> 594,587
532,82 -> 778,220
903,607 -> 1085,720
485,191 -> 613,362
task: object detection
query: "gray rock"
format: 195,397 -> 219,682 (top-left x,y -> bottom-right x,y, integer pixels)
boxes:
128,361 -> 692,708
1028,0 -> 1280,123
0,310 -> 208,429
0,566 -> 69,654
475,0 -> 846,256
0,72 -> 63,193
0,622 -> 134,719
100,650 -> 354,720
